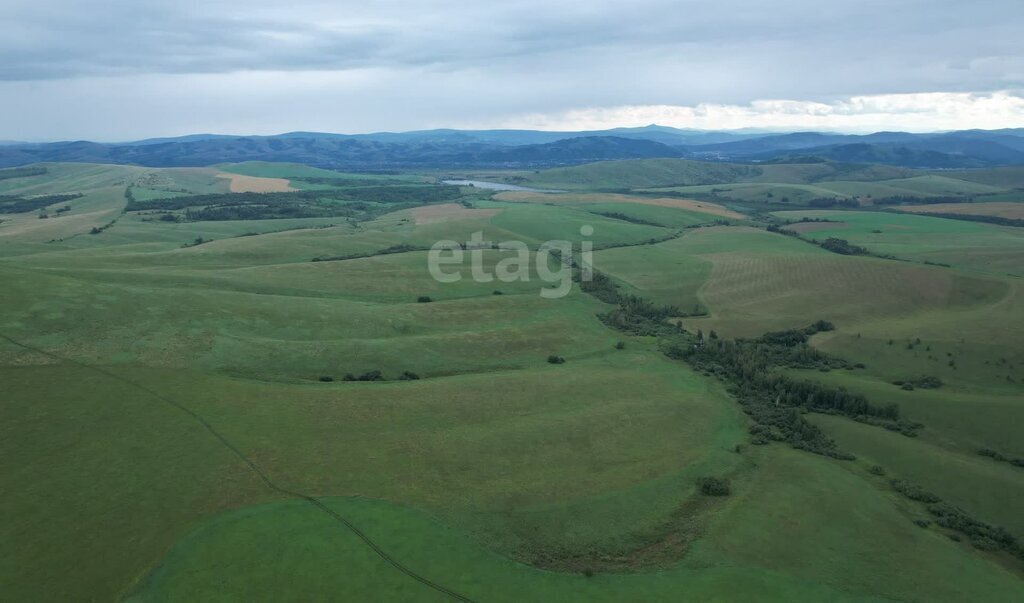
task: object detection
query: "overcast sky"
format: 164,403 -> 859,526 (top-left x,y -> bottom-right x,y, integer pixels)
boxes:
2,0 -> 1023,140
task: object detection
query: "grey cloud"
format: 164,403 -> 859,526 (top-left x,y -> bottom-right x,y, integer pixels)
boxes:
3,0 -> 1022,85
0,0 -> 1022,139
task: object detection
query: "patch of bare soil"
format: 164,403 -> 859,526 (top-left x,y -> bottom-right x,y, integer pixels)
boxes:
216,172 -> 295,193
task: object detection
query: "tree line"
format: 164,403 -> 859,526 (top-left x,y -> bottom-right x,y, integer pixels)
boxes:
578,264 -> 915,458
124,185 -> 465,222
0,193 -> 82,214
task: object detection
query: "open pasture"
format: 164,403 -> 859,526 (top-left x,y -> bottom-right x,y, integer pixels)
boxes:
897,201 -> 1024,220
494,190 -> 744,221
773,210 -> 1024,275
3,159 -> 1023,602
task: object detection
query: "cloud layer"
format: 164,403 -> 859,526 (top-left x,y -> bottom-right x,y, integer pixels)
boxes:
507,92 -> 1024,133
1,0 -> 1022,139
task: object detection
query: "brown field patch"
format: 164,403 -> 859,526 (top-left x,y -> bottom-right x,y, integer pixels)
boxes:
494,191 -> 745,219
897,202 -> 1024,220
410,203 -> 501,225
627,197 -> 745,219
216,172 -> 295,193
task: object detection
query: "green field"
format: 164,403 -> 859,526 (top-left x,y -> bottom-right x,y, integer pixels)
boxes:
489,158 -> 1024,217
638,175 -> 1008,205
2,161 -> 1022,601
772,210 -> 1024,275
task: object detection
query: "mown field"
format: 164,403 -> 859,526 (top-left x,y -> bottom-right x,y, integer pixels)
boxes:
1,160 -> 1022,601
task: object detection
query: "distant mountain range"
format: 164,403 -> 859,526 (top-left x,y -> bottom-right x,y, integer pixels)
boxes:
3,125 -> 1024,169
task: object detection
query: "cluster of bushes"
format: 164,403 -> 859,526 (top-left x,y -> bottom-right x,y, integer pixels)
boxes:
590,211 -> 663,227
578,270 -> 621,304
766,229 -> 880,262
89,216 -> 120,235
927,503 -> 1021,556
320,370 -> 421,382
978,447 -> 1024,468
806,197 -> 859,208
698,476 -> 731,496
817,237 -> 870,256
794,217 -> 839,224
890,478 -> 1023,559
342,370 -> 383,382
757,321 -> 834,347
892,375 -> 942,390
599,294 -> 682,337
312,243 -> 424,262
891,478 -> 941,503
767,217 -> 842,233
547,355 -> 566,364
849,412 -> 921,437
587,230 -> 684,253
579,268 -> 684,336
180,237 -> 210,247
0,193 -> 82,214
766,223 -> 798,235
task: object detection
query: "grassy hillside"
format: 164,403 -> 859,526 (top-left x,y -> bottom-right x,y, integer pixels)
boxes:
947,165 -> 1024,188
2,160 -> 1023,601
128,447 -> 1024,602
509,157 -> 1024,211
773,210 -> 1024,275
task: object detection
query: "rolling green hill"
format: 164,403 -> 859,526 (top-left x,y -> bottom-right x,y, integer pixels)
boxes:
504,158 -> 1024,211
2,160 -> 1022,602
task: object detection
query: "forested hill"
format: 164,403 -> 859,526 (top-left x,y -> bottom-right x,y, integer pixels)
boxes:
3,126 -> 1024,169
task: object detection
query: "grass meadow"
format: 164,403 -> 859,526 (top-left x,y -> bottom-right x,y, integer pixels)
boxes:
1,161 -> 1022,601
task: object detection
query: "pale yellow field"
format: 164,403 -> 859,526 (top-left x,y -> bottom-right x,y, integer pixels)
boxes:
215,172 -> 295,193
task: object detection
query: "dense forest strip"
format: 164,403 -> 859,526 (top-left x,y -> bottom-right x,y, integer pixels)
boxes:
0,333 -> 477,603
124,186 -> 465,221
0,193 -> 82,214
125,186 -> 463,212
